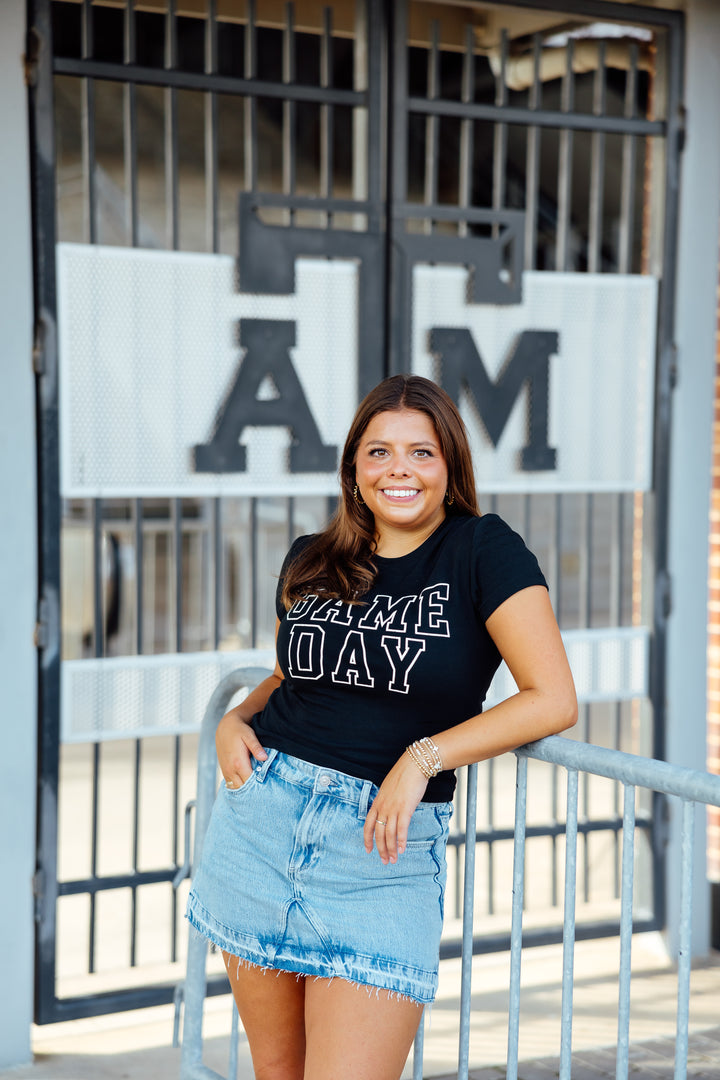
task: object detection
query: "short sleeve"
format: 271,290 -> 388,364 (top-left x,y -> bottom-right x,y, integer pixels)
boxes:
470,514 -> 547,623
275,535 -> 315,619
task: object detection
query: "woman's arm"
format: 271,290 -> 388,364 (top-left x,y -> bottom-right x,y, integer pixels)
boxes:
365,585 -> 577,863
216,618 -> 284,787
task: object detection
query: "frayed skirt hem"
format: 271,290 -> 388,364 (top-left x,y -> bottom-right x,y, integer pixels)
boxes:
185,899 -> 436,1006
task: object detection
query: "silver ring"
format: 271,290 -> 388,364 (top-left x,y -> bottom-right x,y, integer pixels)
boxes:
225,778 -> 235,788
376,819 -> 387,826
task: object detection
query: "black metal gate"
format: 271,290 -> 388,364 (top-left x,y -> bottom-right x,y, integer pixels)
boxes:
29,0 -> 683,1023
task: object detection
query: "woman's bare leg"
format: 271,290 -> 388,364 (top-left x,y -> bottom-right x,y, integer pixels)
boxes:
303,976 -> 423,1080
222,953 -> 306,1080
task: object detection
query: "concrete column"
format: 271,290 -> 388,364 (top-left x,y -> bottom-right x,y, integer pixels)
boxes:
0,0 -> 38,1067
665,0 -> 720,956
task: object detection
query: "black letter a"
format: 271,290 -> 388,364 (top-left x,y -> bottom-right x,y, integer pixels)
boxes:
194,319 -> 337,473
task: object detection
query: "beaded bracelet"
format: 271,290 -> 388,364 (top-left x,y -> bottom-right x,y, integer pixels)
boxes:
406,736 -> 443,779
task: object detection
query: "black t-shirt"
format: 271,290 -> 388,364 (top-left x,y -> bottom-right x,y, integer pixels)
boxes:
252,513 -> 547,801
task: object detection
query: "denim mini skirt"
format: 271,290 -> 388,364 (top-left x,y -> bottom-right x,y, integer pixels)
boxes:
186,748 -> 453,1005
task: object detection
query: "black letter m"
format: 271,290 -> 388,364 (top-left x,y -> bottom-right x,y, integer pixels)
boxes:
431,328 -> 558,471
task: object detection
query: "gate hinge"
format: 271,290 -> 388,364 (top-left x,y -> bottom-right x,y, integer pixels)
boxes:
668,342 -> 679,390
23,28 -> 40,89
657,569 -> 672,621
32,317 -> 46,376
676,103 -> 687,155
34,587 -> 60,666
33,599 -> 48,650
32,868 -> 45,922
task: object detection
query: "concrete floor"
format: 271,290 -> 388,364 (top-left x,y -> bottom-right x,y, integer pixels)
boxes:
4,934 -> 720,1079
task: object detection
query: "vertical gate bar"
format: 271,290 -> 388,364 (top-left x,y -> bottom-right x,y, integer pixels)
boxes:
250,497 -> 258,648
319,7 -> 334,226
244,0 -> 257,193
580,494 -> 592,901
674,799 -> 695,1080
552,492 -> 562,619
165,0 -> 179,250
90,502 -> 103,986
205,0 -> 219,253
130,738 -> 141,966
387,0 -> 408,375
588,42 -> 606,273
124,0 -> 139,247
81,0 -> 97,244
650,0 -> 685,845
423,20 -> 439,235
171,496 -> 183,963
458,23 -> 474,239
583,493 -> 593,630
287,495 -> 295,545
612,494 -> 624,895
283,3 -> 297,224
89,741 -> 100,973
171,733 -> 181,961
556,39 -> 575,271
457,762 -> 478,1080
492,29 -> 508,226
173,497 -> 183,653
92,498 -> 104,658
212,497 -> 221,651
134,499 -> 144,655
616,782 -> 637,1080
619,43 -> 638,274
506,754 -> 528,1080
487,757 -> 494,915
558,769 -> 579,1080
29,0 -> 63,1020
581,702 -> 590,901
551,755 -> 559,907
524,34 -> 542,270
364,0 -> 384,221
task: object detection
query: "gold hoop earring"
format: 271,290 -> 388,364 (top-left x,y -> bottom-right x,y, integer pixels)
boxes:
445,490 -> 455,506
353,485 -> 365,505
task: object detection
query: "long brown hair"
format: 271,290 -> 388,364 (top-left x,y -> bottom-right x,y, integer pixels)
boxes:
281,375 -> 479,608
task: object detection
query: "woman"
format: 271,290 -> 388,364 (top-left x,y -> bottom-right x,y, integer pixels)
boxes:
186,375 -> 577,1080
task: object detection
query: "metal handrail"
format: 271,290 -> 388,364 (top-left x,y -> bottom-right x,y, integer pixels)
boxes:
176,675 -> 720,1080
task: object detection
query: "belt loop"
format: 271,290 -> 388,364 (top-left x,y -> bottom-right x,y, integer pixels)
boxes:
358,780 -> 373,819
255,747 -> 278,784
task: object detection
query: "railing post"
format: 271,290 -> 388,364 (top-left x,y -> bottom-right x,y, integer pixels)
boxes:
558,769 -> 579,1080
457,762 -> 479,1080
506,754 -> 528,1080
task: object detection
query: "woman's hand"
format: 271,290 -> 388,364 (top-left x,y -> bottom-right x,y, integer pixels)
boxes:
363,751 -> 429,865
216,708 -> 268,788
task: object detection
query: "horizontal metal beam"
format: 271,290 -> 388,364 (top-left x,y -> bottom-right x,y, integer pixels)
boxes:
446,813 -> 653,848
407,96 -> 665,138
439,914 -> 661,962
43,972 -> 230,1024
504,0 -> 682,31
53,57 -> 365,106
59,867 -> 177,896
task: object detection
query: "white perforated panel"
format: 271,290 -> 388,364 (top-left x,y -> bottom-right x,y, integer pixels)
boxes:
413,268 -> 657,492
57,244 -> 357,497
62,630 -> 648,742
61,649 -> 276,742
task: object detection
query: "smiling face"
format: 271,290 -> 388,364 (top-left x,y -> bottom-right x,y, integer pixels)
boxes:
354,408 -> 449,554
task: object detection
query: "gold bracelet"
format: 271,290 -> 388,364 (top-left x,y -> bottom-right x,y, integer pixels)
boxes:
406,737 -> 443,779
